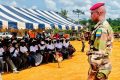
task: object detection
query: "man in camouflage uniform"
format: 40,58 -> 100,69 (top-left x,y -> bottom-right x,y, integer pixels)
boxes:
87,3 -> 114,80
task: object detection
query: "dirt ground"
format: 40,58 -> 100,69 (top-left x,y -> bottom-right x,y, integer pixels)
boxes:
2,41 -> 120,80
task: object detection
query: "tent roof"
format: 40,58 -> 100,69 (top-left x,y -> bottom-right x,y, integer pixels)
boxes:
0,5 -> 82,30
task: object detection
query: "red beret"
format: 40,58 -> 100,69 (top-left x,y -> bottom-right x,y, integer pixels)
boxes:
90,3 -> 105,10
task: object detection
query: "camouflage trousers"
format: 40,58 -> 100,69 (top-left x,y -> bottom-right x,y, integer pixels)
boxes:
88,54 -> 112,80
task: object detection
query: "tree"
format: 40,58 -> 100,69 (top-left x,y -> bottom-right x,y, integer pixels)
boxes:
107,18 -> 120,32
59,9 -> 68,19
73,9 -> 84,24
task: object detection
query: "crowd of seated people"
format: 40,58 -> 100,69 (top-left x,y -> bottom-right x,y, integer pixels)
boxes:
0,32 -> 76,74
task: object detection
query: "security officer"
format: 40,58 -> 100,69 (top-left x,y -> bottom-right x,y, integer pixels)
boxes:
87,3 -> 114,80
81,31 -> 85,52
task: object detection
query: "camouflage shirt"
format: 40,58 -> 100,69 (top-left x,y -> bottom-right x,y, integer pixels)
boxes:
89,20 -> 114,56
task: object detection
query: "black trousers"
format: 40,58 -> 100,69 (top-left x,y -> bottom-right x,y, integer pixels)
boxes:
81,41 -> 85,52
11,56 -> 22,70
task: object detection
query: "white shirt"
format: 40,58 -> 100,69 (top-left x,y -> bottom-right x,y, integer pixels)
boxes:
10,47 -> 19,57
63,41 -> 70,48
20,46 -> 28,53
0,48 -> 4,56
30,45 -> 38,52
46,44 -> 54,50
38,44 -> 46,50
55,42 -> 63,49
54,43 -> 57,48
35,45 -> 38,51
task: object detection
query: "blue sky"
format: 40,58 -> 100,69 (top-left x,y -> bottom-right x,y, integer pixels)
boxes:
0,0 -> 120,20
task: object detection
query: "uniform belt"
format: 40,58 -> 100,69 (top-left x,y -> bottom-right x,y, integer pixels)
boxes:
89,51 -> 101,55
89,51 -> 108,57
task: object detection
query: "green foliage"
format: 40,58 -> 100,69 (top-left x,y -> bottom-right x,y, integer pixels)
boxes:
73,9 -> 84,18
79,18 -> 120,32
107,18 -> 120,32
63,30 -> 72,34
79,19 -> 95,31
72,9 -> 84,24
59,9 -> 68,19
53,28 -> 59,34
112,26 -> 120,32
53,28 -> 73,35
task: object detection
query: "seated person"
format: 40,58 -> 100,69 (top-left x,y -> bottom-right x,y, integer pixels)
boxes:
46,39 -> 55,62
63,38 -> 70,49
38,41 -> 46,63
38,41 -> 46,53
2,39 -> 19,73
19,40 -> 29,69
9,40 -> 22,71
55,39 -> 63,52
67,38 -> 76,57
30,40 -> 42,66
0,42 -> 5,73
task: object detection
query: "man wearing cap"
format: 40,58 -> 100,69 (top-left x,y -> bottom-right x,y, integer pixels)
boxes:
19,40 -> 29,68
87,3 -> 114,80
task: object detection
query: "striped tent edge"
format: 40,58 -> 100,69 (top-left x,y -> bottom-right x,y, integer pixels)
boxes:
0,20 -> 82,30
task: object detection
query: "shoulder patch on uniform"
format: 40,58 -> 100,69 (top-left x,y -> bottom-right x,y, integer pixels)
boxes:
96,29 -> 102,37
